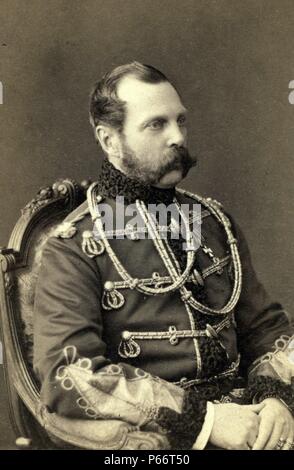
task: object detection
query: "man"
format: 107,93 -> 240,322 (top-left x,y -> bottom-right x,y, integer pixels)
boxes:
34,62 -> 294,450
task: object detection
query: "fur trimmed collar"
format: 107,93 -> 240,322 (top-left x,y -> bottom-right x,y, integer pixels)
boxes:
97,159 -> 176,205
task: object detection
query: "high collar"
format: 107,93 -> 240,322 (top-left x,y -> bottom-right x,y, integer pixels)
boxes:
97,159 -> 176,205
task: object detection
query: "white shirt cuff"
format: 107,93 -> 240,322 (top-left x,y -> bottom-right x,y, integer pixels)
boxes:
192,401 -> 215,450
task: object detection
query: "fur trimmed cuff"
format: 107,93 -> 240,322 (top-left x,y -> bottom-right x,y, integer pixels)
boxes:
243,375 -> 294,415
155,389 -> 207,450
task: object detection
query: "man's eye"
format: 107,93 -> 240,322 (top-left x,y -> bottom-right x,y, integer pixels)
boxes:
178,116 -> 187,126
148,120 -> 164,130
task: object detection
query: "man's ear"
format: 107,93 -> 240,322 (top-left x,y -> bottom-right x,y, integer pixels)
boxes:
95,125 -> 120,157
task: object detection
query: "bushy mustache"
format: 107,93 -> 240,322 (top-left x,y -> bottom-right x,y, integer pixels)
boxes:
156,146 -> 197,181
120,144 -> 197,185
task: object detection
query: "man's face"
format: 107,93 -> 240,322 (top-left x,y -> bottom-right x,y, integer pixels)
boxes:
114,76 -> 196,188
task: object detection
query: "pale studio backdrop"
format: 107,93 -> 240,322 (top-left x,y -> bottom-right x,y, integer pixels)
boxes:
0,0 -> 294,448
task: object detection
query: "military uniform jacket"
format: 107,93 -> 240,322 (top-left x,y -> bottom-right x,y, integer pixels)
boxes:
33,160 -> 294,449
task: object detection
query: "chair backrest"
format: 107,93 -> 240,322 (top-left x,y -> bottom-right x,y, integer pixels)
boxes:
0,179 -> 90,441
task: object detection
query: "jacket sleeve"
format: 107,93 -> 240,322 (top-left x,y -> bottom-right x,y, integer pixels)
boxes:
33,234 -> 207,449
231,220 -> 294,413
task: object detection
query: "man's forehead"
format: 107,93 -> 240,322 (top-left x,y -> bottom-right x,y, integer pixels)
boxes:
116,75 -> 186,117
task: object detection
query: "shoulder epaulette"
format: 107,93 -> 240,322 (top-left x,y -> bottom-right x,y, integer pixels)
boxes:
176,188 -> 232,231
176,188 -> 223,211
52,202 -> 90,239
86,182 -> 104,222
79,183 -> 105,258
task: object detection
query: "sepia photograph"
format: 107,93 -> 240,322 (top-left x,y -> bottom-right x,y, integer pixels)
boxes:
0,0 -> 293,456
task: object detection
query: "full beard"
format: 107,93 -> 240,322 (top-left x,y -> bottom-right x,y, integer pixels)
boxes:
120,143 -> 197,186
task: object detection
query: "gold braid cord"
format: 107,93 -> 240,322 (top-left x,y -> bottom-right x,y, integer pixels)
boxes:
86,183 -> 242,317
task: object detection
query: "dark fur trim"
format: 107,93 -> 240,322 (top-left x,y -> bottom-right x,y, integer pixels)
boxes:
155,389 -> 207,449
97,158 -> 176,206
243,375 -> 294,415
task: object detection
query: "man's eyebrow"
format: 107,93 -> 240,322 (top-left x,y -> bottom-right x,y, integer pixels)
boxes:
140,109 -> 188,129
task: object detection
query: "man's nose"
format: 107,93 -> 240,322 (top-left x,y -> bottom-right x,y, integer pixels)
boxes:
166,123 -> 186,147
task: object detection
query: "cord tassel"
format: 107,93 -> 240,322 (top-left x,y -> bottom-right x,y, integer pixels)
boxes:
118,332 -> 141,358
82,230 -> 105,257
102,286 -> 125,310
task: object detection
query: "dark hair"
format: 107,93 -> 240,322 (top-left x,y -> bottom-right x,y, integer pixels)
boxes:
89,61 -> 170,133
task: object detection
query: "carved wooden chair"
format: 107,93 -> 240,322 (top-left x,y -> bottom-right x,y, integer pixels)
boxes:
0,180 -> 168,450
